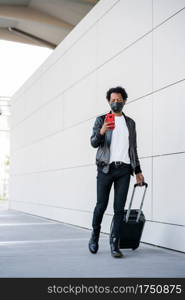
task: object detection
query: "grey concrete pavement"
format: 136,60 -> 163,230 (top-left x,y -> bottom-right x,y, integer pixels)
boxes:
0,208 -> 185,278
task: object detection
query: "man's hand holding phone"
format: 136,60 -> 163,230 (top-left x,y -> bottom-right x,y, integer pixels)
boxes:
100,114 -> 115,135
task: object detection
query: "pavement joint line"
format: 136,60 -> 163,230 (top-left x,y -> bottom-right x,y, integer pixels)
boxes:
0,214 -> 45,217
0,237 -> 108,245
0,222 -> 64,226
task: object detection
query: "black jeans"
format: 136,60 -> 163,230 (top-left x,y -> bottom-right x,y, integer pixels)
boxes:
92,162 -> 132,238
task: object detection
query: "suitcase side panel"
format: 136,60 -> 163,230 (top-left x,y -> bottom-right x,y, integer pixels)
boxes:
110,210 -> 146,249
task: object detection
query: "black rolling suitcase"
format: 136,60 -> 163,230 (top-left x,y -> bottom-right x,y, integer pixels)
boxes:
110,182 -> 148,250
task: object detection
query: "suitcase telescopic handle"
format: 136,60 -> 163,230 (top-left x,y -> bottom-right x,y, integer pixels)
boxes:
125,181 -> 148,223
134,182 -> 148,188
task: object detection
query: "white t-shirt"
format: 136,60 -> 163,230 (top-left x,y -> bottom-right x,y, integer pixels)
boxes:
109,115 -> 131,164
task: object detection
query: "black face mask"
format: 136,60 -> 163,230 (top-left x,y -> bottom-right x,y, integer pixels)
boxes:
110,102 -> 124,113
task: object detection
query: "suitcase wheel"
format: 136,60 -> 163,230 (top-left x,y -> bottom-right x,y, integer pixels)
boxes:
132,244 -> 139,250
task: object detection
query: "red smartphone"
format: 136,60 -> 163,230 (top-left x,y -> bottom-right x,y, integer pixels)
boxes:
105,113 -> 115,130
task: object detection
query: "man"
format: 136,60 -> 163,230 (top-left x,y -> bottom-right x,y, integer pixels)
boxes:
89,86 -> 145,258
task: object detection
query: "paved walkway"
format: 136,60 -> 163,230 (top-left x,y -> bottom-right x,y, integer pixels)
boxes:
0,207 -> 184,278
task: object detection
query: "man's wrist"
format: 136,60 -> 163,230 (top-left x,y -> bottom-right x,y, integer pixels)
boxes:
134,165 -> 142,175
100,129 -> 105,135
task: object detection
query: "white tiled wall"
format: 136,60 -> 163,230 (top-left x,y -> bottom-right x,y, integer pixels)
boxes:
153,9 -> 185,90
9,0 -> 185,252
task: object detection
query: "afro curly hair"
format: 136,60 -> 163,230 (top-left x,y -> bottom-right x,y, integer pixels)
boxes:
106,86 -> 128,102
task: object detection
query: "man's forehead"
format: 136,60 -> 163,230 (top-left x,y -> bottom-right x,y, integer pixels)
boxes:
110,93 -> 123,98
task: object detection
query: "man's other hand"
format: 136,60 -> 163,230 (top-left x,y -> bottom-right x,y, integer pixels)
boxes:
136,173 -> 145,186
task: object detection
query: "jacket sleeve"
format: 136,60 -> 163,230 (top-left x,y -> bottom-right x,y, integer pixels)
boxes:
133,121 -> 142,175
90,117 -> 105,148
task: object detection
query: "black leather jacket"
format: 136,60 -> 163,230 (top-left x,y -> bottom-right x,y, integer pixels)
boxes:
90,110 -> 142,176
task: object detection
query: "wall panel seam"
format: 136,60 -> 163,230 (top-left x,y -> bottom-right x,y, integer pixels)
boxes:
8,200 -> 185,228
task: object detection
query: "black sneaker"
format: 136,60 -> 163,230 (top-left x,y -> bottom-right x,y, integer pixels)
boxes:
88,230 -> 100,254
110,235 -> 124,258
